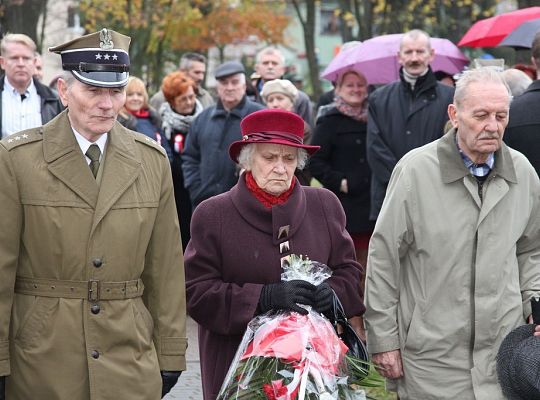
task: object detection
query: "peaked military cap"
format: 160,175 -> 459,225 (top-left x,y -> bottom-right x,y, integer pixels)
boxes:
49,28 -> 131,88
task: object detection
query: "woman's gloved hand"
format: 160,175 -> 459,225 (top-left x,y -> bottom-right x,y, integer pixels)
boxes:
259,280 -> 316,315
161,371 -> 181,398
312,282 -> 334,320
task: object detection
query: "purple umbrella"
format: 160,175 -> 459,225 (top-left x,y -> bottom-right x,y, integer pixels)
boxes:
321,34 -> 469,84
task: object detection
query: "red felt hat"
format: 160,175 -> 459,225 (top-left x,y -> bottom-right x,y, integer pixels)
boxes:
229,109 -> 320,163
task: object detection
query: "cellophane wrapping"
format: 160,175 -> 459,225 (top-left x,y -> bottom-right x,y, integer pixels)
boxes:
217,255 -> 369,400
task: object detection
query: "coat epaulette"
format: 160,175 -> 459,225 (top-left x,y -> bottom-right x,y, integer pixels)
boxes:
133,133 -> 167,157
1,129 -> 43,151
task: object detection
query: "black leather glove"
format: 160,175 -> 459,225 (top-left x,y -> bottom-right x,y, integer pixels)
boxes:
0,376 -> 4,400
312,282 -> 334,320
259,280 -> 316,315
161,371 -> 181,398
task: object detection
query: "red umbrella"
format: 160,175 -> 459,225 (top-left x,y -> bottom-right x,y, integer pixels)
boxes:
458,6 -> 540,47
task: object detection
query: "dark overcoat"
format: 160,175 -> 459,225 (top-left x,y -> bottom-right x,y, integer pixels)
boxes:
504,80 -> 540,176
185,174 -> 364,399
309,106 -> 373,234
366,67 -> 454,220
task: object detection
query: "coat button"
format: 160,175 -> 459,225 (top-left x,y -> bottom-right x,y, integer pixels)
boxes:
91,304 -> 101,314
91,350 -> 100,359
93,258 -> 103,268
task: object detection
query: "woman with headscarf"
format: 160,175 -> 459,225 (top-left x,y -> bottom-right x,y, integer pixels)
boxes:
185,109 -> 364,399
160,71 -> 203,251
308,69 -> 373,339
117,76 -> 172,159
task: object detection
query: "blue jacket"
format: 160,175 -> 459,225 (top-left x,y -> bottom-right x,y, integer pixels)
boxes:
182,96 -> 264,207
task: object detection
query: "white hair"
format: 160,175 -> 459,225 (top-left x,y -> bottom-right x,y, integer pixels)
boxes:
454,67 -> 511,108
238,143 -> 308,170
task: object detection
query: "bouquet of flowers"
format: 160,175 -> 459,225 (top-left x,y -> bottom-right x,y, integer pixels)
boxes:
217,255 -> 383,400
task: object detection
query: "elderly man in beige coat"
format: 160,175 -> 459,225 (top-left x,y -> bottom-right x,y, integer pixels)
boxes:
365,67 -> 540,399
0,29 -> 186,400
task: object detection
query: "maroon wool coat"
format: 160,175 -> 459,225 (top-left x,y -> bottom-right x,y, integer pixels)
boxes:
185,174 -> 365,399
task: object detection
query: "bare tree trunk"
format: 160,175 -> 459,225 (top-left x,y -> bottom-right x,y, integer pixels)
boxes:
337,0 -> 354,43
2,0 -> 46,43
291,0 -> 321,100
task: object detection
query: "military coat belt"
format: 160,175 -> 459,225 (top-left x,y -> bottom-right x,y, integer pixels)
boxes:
0,110 -> 187,400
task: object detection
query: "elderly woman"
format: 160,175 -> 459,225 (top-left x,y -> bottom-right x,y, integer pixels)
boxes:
261,78 -> 312,186
160,71 -> 203,251
185,109 -> 364,399
309,69 -> 373,340
117,76 -> 172,159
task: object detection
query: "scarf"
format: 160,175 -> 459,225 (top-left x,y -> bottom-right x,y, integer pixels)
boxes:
159,100 -> 203,140
128,108 -> 150,118
334,95 -> 368,122
245,171 -> 296,208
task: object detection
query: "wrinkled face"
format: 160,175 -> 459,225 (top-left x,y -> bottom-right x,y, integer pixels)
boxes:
216,73 -> 246,110
58,78 -> 125,141
250,143 -> 298,196
255,52 -> 285,81
0,42 -> 35,89
448,81 -> 510,163
173,85 -> 196,115
186,60 -> 206,86
265,93 -> 294,111
335,72 -> 367,107
398,35 -> 434,77
125,88 -> 145,112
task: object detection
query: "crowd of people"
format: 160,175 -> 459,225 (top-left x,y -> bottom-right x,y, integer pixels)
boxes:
1,24 -> 540,400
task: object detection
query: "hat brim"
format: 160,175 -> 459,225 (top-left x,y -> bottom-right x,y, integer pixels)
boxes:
229,139 -> 320,164
497,324 -> 537,400
71,70 -> 129,88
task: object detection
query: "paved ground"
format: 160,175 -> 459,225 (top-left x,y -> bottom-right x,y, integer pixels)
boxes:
163,317 -> 203,400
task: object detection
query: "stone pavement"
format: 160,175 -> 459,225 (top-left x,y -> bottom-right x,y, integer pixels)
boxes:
164,317 -> 203,400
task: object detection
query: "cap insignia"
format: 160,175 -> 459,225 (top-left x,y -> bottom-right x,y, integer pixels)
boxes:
99,28 -> 114,50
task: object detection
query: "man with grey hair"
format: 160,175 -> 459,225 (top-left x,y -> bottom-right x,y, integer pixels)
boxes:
367,29 -> 454,221
182,60 -> 263,208
252,46 -> 313,126
0,34 -> 62,138
504,31 -> 540,176
365,67 -> 540,398
150,52 -> 214,111
0,29 -> 187,399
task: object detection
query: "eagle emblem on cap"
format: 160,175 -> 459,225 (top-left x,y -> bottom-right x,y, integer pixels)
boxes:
99,28 -> 114,50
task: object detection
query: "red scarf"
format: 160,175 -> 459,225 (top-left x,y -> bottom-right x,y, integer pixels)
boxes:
128,108 -> 150,118
245,171 -> 295,209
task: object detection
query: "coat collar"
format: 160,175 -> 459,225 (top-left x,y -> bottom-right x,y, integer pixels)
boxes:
42,110 -> 141,234
230,173 -> 307,246
437,127 -> 517,184
524,79 -> 540,94
212,96 -> 248,119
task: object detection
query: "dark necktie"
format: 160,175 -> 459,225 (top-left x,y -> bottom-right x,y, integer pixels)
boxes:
20,94 -> 26,101
86,144 -> 101,178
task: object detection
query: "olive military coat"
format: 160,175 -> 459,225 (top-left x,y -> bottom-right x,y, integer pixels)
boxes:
0,111 -> 187,400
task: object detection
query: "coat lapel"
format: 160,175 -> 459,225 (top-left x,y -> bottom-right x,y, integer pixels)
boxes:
90,123 -> 141,236
43,111 -> 99,208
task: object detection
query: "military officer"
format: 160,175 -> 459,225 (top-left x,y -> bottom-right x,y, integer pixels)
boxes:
0,29 -> 186,400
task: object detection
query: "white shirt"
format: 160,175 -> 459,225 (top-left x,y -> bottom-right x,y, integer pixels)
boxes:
72,128 -> 108,166
2,78 -> 42,138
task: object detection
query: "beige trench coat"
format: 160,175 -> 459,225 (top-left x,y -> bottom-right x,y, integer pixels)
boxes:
0,111 -> 187,400
365,130 -> 540,400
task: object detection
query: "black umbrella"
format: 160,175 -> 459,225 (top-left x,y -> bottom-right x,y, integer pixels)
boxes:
498,18 -> 540,49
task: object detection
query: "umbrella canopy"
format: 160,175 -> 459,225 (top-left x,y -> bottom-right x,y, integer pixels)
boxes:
320,34 -> 468,85
498,18 -> 540,48
458,6 -> 540,48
